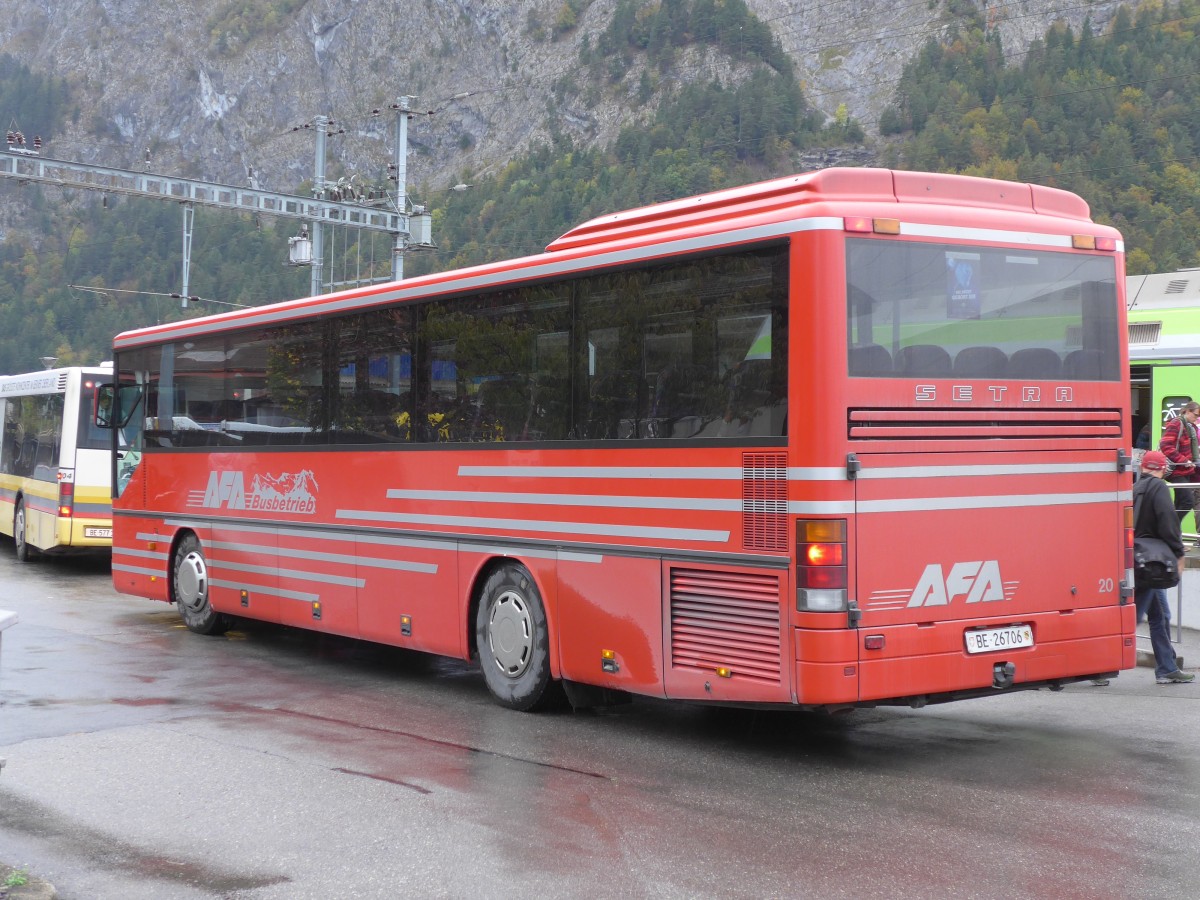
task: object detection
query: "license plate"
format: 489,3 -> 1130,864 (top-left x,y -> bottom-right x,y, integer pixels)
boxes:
964,624 -> 1033,654
84,527 -> 112,539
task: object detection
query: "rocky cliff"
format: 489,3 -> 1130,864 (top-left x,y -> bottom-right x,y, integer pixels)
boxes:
0,0 -> 1138,196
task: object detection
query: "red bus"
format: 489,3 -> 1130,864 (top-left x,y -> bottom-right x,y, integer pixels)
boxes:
104,167 -> 1134,711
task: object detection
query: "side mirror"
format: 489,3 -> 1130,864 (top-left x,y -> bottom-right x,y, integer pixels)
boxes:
95,383 -> 143,429
94,384 -> 115,428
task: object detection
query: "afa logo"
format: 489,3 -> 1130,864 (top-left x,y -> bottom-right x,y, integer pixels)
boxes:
193,469 -> 319,515
907,560 -> 1015,607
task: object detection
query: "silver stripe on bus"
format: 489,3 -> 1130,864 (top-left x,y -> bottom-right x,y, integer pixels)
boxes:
786,467 -> 847,481
136,531 -> 180,543
160,517 -> 605,566
458,465 -> 743,480
211,578 -> 319,603
788,501 -> 856,514
335,508 -> 730,542
900,222 -> 1084,248
785,489 -> 1130,514
858,462 -> 1119,479
208,540 -> 437,574
387,488 -> 741,512
112,562 -> 166,577
853,490 -> 1129,513
115,547 -> 170,562
459,544 -> 604,564
163,519 -> 457,553
215,561 -> 366,588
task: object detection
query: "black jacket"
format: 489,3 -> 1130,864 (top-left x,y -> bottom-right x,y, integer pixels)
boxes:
1133,475 -> 1185,557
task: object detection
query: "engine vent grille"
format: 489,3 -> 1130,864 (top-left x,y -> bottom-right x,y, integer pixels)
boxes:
742,452 -> 788,551
849,408 -> 1123,440
669,568 -> 782,683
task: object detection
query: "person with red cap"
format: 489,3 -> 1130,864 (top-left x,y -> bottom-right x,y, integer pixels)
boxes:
1134,450 -> 1195,684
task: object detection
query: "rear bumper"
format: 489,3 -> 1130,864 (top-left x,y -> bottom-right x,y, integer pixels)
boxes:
795,603 -> 1135,706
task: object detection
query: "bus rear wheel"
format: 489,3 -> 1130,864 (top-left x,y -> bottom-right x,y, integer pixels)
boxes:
475,563 -> 562,711
13,499 -> 36,562
172,534 -> 228,636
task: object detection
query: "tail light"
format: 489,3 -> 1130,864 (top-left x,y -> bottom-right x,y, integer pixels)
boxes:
797,518 -> 848,611
58,481 -> 75,518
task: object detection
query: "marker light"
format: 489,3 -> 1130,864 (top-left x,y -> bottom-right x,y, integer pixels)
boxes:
844,217 -> 902,235
1072,234 -> 1115,251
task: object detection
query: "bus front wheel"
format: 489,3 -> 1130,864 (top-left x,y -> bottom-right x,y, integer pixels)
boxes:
475,563 -> 562,711
172,534 -> 229,636
13,499 -> 36,562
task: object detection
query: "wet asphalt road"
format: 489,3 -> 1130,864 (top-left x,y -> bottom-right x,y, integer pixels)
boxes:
0,548 -> 1198,900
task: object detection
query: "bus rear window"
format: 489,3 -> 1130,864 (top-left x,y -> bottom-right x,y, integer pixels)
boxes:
846,239 -> 1120,380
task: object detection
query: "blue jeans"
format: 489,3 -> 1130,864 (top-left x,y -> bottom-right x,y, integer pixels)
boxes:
1137,588 -> 1172,624
1135,586 -> 1179,678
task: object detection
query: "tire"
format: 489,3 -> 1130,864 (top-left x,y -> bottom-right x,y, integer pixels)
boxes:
475,563 -> 562,711
172,533 -> 229,635
13,499 -> 36,562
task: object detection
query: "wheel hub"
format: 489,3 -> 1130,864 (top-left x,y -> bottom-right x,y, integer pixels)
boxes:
488,590 -> 532,677
176,551 -> 208,611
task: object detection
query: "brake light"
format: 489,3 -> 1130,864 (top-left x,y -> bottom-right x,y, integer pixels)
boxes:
805,542 -> 845,566
798,519 -> 848,611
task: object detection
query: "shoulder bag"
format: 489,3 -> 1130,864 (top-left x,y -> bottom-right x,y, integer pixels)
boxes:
1132,485 -> 1181,589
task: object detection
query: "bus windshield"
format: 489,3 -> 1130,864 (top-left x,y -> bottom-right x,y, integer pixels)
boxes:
847,239 -> 1120,380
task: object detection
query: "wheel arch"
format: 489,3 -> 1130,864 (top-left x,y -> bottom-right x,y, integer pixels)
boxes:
465,553 -> 560,679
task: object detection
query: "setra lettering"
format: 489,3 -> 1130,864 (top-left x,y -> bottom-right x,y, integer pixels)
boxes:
911,384 -> 1072,404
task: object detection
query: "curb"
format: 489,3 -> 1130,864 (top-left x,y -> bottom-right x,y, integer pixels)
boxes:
1136,647 -> 1186,669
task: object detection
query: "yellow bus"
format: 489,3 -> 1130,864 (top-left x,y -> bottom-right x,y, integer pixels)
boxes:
0,365 -> 113,560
